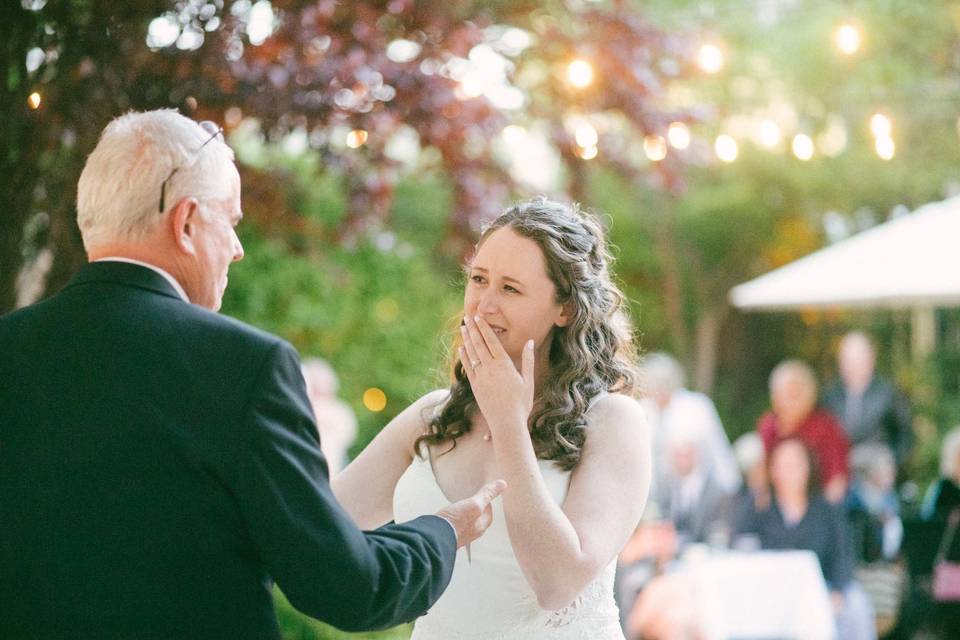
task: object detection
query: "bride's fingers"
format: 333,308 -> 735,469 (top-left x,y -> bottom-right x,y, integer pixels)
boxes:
473,316 -> 509,361
464,315 -> 493,361
460,324 -> 483,369
458,346 -> 475,381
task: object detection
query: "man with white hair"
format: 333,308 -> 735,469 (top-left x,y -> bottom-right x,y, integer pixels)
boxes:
0,110 -> 504,638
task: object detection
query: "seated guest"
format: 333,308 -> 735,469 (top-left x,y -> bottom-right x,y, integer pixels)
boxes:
921,426 -> 960,521
640,352 -> 740,500
848,443 -> 902,563
729,432 -> 769,531
735,438 -> 875,640
652,417 -> 735,547
757,360 -> 850,503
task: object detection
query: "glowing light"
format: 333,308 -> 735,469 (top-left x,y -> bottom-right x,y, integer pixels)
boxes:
834,23 -> 861,56
147,15 -> 180,49
363,388 -> 388,412
566,59 -> 594,89
870,113 -> 892,139
574,122 -> 598,149
458,71 -> 486,98
714,135 -> 738,162
643,135 -> 668,161
757,119 -> 782,148
875,136 -> 895,160
247,0 -> 276,46
576,145 -> 598,160
501,125 -> 527,146
697,43 -> 724,74
386,39 -> 421,63
667,122 -> 690,150
792,134 -> 814,160
346,129 -> 368,148
27,92 -> 41,109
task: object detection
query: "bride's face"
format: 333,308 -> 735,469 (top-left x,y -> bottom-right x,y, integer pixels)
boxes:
464,226 -> 568,363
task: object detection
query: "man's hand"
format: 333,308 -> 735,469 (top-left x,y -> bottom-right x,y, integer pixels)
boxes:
436,480 -> 507,548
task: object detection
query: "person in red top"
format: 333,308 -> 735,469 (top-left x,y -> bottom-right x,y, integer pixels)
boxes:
758,359 -> 850,503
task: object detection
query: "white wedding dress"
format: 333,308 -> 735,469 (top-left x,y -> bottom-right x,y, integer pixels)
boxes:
393,450 -> 625,639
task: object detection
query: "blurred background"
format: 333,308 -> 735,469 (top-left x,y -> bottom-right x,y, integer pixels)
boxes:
3,1 -> 960,637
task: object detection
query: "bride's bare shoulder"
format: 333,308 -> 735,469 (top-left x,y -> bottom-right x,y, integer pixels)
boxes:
584,393 -> 649,447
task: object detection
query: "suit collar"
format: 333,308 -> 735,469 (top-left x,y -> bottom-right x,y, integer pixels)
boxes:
65,261 -> 188,302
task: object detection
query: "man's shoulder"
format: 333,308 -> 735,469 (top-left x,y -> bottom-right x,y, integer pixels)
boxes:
179,303 -> 281,346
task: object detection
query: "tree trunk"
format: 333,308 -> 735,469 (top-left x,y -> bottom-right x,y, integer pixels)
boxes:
651,197 -> 689,361
693,305 -> 723,394
0,7 -> 42,313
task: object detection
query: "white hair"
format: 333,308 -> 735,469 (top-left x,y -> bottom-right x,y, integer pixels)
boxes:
941,426 -> 960,479
840,330 -> 876,357
77,109 -> 236,249
851,442 -> 894,477
640,351 -> 686,396
769,359 -> 818,398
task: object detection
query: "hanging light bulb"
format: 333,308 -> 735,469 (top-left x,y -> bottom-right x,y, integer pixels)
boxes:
643,135 -> 667,161
346,129 -> 369,148
792,134 -> 814,160
875,136 -> 895,160
697,43 -> 724,74
715,135 -> 738,162
667,122 -> 691,150
834,22 -> 862,56
566,59 -> 594,89
869,113 -> 892,139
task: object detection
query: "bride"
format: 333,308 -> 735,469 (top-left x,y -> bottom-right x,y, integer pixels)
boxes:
332,197 -> 650,638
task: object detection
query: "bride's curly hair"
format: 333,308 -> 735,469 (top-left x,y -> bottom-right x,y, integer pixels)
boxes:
414,197 -> 639,471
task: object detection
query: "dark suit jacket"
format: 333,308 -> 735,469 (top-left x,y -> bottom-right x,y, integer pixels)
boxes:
822,376 -> 912,465
0,262 -> 456,639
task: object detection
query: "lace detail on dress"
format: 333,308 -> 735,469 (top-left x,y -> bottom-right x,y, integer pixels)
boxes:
543,569 -> 612,628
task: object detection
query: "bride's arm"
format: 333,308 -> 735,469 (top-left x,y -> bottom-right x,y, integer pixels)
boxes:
493,393 -> 650,610
331,389 -> 449,530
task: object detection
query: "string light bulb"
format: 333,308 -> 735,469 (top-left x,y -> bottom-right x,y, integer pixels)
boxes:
792,134 -> 814,161
566,59 -> 594,89
869,113 -> 892,139
643,135 -> 667,162
27,92 -> 41,109
834,22 -> 862,56
576,145 -> 598,160
697,43 -> 724,74
715,135 -> 738,162
667,122 -> 690,150
346,129 -> 368,148
875,136 -> 895,160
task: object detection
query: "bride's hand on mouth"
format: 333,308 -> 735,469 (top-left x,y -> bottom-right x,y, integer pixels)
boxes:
459,314 -> 534,439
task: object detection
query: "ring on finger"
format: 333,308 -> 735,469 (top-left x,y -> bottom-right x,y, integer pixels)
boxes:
471,360 -> 481,368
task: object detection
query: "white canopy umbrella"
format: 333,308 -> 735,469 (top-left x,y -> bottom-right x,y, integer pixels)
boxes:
729,196 -> 960,311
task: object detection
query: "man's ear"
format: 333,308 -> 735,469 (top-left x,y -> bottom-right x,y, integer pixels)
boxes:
169,197 -> 201,255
